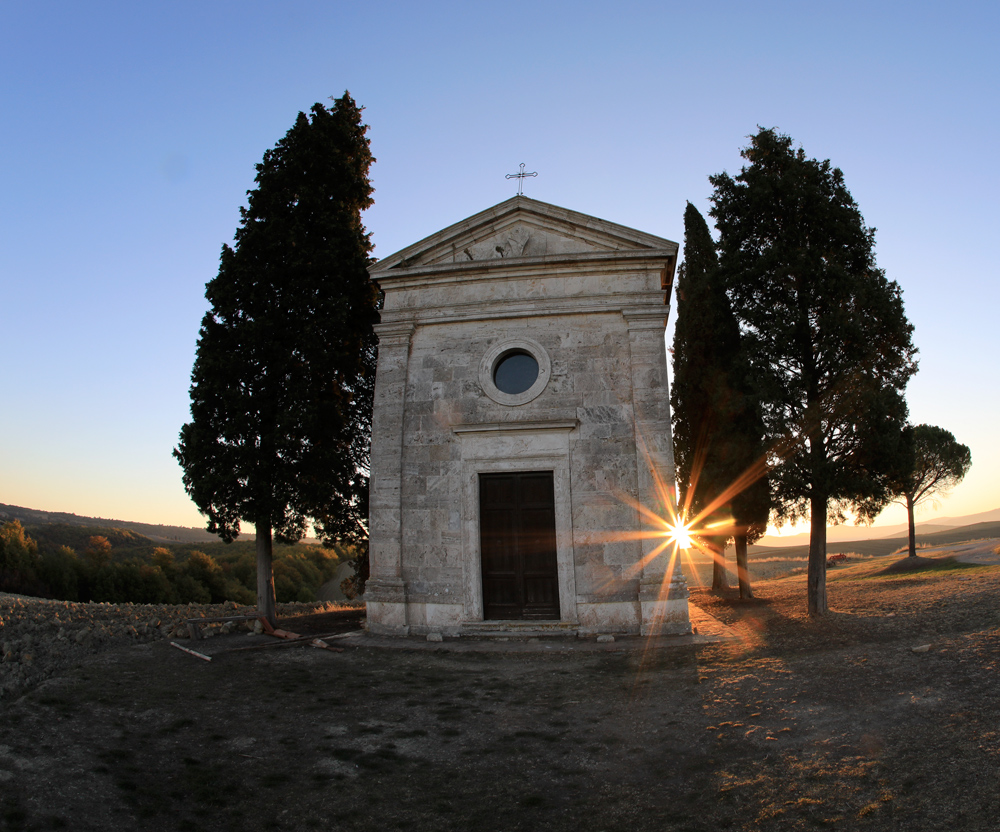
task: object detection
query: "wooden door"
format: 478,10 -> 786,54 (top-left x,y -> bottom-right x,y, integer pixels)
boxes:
479,472 -> 560,620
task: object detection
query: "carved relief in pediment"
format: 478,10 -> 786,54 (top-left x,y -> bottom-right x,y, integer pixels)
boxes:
443,224 -> 615,265
462,226 -> 538,261
373,198 -> 678,274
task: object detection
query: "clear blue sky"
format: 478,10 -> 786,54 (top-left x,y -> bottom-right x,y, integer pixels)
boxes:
1,0 -> 996,532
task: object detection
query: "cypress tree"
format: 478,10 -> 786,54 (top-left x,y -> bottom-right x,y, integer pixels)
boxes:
174,93 -> 378,625
710,128 -> 917,615
671,203 -> 770,597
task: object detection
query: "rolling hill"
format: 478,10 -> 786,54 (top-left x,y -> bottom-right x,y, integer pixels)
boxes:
0,503 -> 221,544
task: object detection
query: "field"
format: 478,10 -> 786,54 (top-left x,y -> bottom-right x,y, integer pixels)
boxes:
2,552 -> 999,831
686,521 -> 1000,587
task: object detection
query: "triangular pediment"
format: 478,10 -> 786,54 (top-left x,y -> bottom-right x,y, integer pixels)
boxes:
370,196 -> 677,274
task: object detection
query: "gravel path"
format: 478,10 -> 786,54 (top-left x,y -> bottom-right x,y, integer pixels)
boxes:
933,537 -> 1000,565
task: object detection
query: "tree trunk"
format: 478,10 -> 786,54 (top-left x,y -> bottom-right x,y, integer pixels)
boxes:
711,539 -> 730,591
734,533 -> 753,599
807,493 -> 828,616
906,494 -> 917,557
256,521 -> 277,627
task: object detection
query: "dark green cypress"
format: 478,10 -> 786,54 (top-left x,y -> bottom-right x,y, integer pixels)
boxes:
671,203 -> 769,597
174,93 -> 379,624
710,128 -> 917,615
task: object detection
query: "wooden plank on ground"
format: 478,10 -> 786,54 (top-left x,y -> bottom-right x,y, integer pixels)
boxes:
170,642 -> 213,662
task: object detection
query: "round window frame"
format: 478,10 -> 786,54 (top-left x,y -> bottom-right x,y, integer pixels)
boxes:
479,338 -> 551,406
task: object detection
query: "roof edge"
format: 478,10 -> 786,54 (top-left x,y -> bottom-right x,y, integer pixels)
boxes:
370,196 -> 677,274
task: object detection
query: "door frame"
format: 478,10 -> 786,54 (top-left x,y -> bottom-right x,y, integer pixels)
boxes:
479,470 -> 560,620
453,420 -> 579,623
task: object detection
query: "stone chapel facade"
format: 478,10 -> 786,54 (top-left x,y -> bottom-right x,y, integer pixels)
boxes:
365,196 -> 690,637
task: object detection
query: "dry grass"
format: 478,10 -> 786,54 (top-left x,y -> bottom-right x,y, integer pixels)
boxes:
891,542 -> 935,555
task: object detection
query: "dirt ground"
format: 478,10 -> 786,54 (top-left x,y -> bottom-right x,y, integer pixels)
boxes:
2,554 -> 999,832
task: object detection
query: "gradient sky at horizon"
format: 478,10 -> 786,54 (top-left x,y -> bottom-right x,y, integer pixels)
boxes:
1,0 -> 996,535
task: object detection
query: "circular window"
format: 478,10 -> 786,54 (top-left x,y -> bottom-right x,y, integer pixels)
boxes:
493,351 -> 539,395
479,338 -> 551,406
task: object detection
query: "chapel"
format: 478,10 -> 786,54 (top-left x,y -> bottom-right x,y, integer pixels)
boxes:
365,196 -> 690,637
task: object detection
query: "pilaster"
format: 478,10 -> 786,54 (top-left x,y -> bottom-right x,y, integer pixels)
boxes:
624,308 -> 691,636
367,322 -> 414,635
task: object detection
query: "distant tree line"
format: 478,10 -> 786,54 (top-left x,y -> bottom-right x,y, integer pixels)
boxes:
0,520 -> 356,605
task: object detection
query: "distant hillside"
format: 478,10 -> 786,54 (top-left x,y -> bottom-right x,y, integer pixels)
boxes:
748,521 -> 1000,561
929,507 -> 1000,527
0,512 -> 351,605
0,503 -> 222,544
756,506 -> 1000,548
25,523 -> 156,555
877,523 -> 956,539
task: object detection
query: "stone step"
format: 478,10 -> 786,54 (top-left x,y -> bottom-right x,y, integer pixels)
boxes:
460,621 -> 580,639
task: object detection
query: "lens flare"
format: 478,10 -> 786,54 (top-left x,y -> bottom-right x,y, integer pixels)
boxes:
666,520 -> 694,550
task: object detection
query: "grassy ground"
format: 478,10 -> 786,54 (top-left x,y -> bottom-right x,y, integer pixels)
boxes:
2,555 -> 999,831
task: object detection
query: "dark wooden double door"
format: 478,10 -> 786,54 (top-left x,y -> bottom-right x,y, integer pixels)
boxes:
479,472 -> 560,620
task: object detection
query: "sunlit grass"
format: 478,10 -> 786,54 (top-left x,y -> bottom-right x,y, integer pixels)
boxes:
855,556 -> 983,580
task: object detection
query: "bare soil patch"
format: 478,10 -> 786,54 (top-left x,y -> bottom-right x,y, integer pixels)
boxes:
2,558 -> 999,831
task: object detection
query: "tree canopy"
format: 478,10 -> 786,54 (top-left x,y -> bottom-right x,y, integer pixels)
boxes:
710,128 -> 917,614
174,92 -> 379,623
671,203 -> 769,598
891,424 -> 972,557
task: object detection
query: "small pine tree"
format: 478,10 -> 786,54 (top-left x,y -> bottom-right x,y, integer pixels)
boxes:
891,425 -> 971,557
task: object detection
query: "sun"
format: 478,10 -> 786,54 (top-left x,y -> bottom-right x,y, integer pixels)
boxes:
666,519 -> 694,550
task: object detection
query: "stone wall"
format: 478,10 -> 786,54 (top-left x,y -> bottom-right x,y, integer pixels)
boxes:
367,197 -> 687,637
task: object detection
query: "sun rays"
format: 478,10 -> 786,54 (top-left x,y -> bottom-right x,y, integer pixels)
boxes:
591,428 -> 775,608
666,518 -> 694,550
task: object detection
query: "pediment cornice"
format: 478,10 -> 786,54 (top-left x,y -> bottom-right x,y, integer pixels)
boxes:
369,196 -> 678,279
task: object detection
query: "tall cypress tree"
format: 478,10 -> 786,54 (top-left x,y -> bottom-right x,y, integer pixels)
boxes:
710,128 -> 917,615
671,203 -> 769,598
174,93 -> 378,625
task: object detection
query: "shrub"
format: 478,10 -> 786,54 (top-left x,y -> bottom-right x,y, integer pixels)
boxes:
84,536 -> 113,568
3,523 -> 351,606
173,573 -> 212,604
151,547 -> 176,575
222,579 -> 255,605
340,543 -> 369,599
137,563 -> 175,604
274,571 -> 301,604
181,551 -> 226,602
228,552 -> 257,592
0,520 -> 42,594
37,545 -> 82,601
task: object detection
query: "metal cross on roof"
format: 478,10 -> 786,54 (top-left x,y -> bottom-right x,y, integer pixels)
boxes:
506,163 -> 538,196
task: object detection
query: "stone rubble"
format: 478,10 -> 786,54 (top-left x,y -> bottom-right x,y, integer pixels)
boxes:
0,593 -> 334,700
